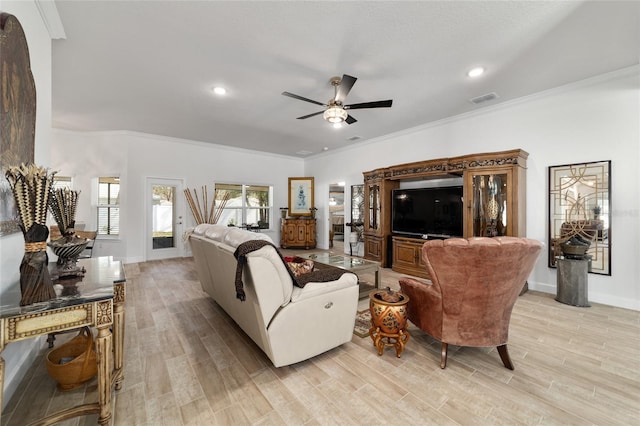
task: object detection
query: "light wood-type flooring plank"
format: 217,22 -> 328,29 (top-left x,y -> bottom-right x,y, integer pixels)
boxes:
3,254 -> 640,425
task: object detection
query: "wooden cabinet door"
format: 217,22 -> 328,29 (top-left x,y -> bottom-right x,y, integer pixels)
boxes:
391,237 -> 430,279
296,223 -> 306,244
305,221 -> 316,246
364,235 -> 383,262
393,240 -> 420,269
464,168 -> 515,237
364,182 -> 381,235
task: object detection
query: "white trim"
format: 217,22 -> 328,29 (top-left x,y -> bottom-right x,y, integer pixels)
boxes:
528,280 -> 640,311
34,0 -> 66,39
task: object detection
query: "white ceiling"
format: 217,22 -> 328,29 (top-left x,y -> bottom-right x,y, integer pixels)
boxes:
51,1 -> 639,158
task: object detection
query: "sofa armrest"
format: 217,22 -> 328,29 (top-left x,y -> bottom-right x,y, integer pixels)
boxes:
290,272 -> 358,303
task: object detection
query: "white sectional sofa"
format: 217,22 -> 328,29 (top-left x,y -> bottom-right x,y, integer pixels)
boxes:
188,224 -> 359,367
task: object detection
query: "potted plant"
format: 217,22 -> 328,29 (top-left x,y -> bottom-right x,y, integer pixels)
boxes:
593,205 -> 601,219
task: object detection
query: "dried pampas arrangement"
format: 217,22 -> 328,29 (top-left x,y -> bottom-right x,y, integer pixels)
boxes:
184,186 -> 231,225
49,187 -> 80,239
5,163 -> 56,305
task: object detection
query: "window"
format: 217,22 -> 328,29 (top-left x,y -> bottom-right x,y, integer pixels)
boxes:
52,176 -> 72,190
214,183 -> 272,229
98,177 -> 120,235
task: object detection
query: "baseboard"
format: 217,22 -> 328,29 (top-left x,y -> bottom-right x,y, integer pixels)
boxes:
2,336 -> 44,410
527,280 -> 639,311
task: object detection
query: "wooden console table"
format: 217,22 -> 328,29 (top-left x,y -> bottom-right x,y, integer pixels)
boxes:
280,217 -> 316,249
0,256 -> 126,425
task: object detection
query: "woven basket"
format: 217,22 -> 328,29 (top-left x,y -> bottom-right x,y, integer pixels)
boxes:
46,327 -> 97,391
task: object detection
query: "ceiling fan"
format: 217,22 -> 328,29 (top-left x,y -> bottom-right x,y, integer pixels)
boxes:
282,74 -> 392,126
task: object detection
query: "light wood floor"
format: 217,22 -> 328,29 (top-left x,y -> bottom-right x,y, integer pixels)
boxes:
3,252 -> 640,425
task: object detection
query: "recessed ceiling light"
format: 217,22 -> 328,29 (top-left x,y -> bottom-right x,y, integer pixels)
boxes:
212,86 -> 226,95
323,147 -> 329,151
467,67 -> 485,78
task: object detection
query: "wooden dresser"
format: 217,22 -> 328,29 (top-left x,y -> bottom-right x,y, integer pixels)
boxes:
280,217 -> 316,249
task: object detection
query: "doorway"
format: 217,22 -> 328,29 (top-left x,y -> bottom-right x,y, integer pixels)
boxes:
146,177 -> 185,261
328,183 -> 345,252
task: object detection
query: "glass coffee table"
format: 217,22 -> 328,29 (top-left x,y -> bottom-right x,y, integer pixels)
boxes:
303,252 -> 380,298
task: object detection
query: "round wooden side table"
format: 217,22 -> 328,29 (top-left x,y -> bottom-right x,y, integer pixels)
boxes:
369,287 -> 410,358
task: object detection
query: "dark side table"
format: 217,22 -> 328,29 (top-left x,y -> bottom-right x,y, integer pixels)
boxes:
556,257 -> 590,307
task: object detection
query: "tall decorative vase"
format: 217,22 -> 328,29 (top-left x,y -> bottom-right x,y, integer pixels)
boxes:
48,188 -> 88,277
369,287 -> 410,358
5,164 -> 56,305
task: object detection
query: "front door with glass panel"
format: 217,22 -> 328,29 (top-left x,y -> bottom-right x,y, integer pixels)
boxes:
146,178 -> 184,260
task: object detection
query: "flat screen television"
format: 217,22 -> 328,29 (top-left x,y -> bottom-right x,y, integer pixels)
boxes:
392,186 -> 464,239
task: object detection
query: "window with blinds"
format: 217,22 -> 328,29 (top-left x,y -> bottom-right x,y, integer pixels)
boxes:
52,176 -> 72,190
98,177 -> 120,235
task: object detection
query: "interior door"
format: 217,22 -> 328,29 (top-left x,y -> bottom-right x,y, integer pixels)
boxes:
146,177 -> 184,260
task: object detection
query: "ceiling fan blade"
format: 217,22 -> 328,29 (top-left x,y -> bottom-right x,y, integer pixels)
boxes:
282,91 -> 326,106
345,100 -> 393,110
297,111 -> 325,120
345,115 -> 357,125
335,74 -> 357,103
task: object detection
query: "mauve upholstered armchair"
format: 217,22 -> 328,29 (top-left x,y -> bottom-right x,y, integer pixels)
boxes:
398,237 -> 543,370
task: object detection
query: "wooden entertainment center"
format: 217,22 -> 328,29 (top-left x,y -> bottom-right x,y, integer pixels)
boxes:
362,149 -> 528,278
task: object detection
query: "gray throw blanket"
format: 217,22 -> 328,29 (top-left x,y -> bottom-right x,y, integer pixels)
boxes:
233,240 -> 349,301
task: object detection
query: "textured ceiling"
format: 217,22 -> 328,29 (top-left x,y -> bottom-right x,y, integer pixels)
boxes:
51,1 -> 639,157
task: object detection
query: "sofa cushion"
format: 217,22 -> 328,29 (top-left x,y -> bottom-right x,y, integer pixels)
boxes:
193,223 -> 215,236
224,228 -> 273,248
203,224 -> 232,241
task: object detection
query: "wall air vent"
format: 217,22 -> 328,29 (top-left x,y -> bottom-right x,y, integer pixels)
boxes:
470,92 -> 499,105
346,136 -> 362,142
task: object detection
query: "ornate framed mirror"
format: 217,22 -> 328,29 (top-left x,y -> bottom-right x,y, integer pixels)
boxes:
548,160 -> 611,275
350,184 -> 364,242
351,184 -> 364,224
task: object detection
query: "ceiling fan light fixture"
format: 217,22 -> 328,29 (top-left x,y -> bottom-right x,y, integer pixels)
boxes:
324,106 -> 348,123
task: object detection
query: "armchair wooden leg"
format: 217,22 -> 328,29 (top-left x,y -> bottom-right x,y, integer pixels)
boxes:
497,344 -> 514,370
440,342 -> 448,369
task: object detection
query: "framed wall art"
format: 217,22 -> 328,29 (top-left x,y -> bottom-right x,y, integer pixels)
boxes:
1,13 -> 37,236
288,177 -> 314,216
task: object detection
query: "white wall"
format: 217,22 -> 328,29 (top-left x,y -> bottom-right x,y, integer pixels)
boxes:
306,67 -> 640,311
51,130 -> 304,262
0,0 -> 54,409
54,68 -> 639,310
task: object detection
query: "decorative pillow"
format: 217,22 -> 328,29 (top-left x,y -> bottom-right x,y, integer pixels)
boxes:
284,256 -> 315,277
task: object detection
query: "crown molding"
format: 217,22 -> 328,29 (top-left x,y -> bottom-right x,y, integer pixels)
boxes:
51,128 -> 304,162
35,0 -> 66,39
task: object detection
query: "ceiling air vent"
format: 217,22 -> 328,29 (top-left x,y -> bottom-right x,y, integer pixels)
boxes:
470,92 -> 499,105
295,150 -> 313,156
347,136 -> 362,142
